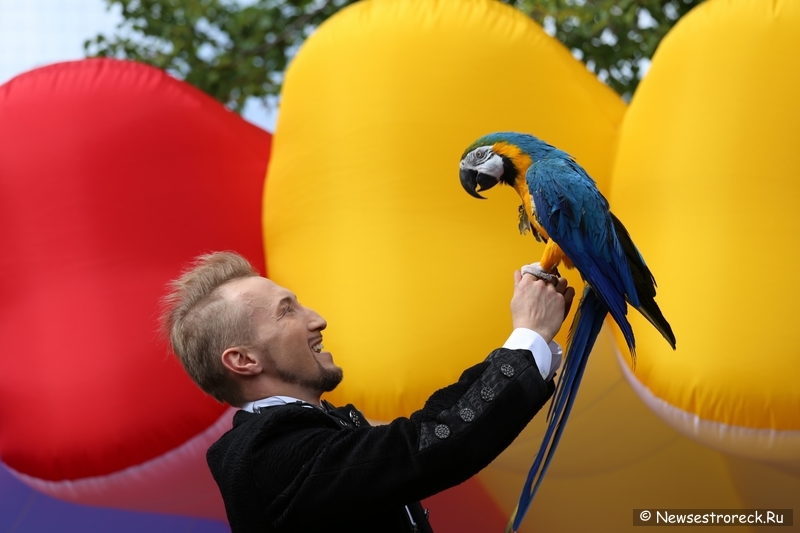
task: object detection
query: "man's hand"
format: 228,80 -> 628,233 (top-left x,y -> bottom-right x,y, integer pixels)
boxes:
511,268 -> 576,343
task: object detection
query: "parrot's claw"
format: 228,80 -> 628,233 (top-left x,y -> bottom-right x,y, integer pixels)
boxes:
521,263 -> 559,284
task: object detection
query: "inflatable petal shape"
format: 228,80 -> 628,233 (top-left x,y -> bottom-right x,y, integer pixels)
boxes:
264,0 -> 624,421
610,0 -> 800,465
0,59 -> 270,518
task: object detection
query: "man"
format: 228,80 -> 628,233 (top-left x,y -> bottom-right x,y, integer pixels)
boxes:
161,251 -> 574,533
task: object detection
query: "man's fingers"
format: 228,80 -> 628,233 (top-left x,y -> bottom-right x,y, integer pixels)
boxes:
563,286 -> 576,317
554,277 -> 568,294
514,270 -> 522,285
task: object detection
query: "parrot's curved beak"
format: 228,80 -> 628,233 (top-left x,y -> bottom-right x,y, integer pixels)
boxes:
460,168 -> 498,200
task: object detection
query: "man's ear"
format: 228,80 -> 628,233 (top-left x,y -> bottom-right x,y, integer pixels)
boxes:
221,347 -> 263,376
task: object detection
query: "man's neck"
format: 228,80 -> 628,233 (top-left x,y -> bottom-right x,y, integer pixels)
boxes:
242,389 -> 321,408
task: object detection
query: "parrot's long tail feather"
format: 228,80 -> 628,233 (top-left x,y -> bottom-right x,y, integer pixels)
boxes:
510,287 -> 607,532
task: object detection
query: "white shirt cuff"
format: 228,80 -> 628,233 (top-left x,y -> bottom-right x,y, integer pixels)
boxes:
502,328 -> 563,381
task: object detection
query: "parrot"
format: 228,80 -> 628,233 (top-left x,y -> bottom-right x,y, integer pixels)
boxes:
458,132 -> 676,532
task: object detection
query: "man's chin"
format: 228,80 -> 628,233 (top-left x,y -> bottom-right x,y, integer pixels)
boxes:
319,367 -> 344,393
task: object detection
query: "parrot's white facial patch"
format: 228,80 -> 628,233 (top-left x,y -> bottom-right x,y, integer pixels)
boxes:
478,154 -> 504,179
461,147 -> 504,178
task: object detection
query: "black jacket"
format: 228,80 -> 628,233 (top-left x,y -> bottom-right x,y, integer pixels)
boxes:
207,347 -> 555,533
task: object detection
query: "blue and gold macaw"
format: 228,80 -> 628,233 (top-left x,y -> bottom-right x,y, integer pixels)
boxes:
459,132 -> 676,532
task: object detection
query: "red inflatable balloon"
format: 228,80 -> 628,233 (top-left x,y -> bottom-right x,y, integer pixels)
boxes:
0,59 -> 270,518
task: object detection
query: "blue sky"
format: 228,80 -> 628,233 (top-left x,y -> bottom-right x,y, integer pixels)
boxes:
0,0 -> 278,132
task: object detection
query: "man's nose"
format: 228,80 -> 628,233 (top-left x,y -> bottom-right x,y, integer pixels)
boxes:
309,309 -> 327,330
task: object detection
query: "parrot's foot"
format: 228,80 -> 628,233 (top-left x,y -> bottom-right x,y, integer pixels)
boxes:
521,262 -> 560,284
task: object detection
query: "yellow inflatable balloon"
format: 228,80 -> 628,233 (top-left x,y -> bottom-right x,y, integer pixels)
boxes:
611,0 -> 800,464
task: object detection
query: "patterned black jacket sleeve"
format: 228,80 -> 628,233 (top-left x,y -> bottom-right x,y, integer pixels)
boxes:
207,348 -> 555,533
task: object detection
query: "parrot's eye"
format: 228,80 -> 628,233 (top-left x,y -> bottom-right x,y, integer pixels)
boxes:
474,148 -> 491,162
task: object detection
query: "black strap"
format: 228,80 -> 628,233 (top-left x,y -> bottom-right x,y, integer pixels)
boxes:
407,501 -> 434,533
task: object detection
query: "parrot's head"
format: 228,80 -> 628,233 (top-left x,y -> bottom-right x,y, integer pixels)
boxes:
459,132 -> 550,199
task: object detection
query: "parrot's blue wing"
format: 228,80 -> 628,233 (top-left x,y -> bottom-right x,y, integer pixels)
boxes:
528,154 -> 638,348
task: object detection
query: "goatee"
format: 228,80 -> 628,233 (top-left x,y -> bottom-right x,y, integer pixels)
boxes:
276,364 -> 343,394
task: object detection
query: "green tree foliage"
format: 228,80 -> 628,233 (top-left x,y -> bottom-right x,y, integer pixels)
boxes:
85,0 -> 702,110
85,0 -> 357,111
506,0 -> 704,98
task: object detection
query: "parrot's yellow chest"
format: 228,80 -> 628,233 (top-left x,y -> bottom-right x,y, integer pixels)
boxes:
491,141 -> 551,239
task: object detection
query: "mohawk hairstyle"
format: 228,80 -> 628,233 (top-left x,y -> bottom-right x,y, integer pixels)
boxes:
160,251 -> 259,405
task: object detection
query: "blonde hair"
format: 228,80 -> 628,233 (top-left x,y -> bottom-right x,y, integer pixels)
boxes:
161,251 -> 259,405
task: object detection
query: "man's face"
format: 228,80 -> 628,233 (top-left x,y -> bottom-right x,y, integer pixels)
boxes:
224,276 -> 343,395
